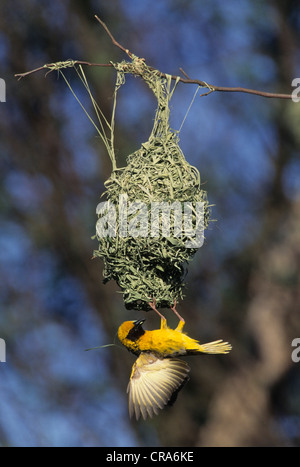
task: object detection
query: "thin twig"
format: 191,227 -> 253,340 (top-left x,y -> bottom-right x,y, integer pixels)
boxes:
15,61 -> 112,81
94,15 -> 133,59
179,68 -> 191,80
165,74 -> 293,99
14,17 -> 294,100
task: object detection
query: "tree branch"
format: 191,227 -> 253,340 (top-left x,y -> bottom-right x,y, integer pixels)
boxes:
94,15 -> 133,59
14,61 -> 112,81
14,16 -> 294,100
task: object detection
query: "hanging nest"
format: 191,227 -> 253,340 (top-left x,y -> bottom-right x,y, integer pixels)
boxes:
93,57 -> 210,311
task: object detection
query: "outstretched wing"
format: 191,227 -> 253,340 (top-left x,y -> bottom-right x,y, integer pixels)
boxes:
127,353 -> 190,420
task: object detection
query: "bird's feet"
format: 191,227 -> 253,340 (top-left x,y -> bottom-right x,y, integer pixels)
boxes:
171,300 -> 185,331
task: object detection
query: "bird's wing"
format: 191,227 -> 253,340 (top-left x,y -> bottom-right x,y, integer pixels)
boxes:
127,353 -> 190,420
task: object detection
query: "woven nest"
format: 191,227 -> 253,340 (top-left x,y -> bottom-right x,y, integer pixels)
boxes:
93,58 -> 210,311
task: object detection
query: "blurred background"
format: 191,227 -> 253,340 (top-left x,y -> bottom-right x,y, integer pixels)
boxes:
1,0 -> 300,447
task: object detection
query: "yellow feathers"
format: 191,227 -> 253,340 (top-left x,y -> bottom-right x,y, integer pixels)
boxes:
118,317 -> 232,420
118,318 -> 232,358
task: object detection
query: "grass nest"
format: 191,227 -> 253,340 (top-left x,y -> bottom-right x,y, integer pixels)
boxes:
93,57 -> 210,310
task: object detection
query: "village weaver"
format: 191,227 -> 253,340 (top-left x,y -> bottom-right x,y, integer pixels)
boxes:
118,305 -> 231,420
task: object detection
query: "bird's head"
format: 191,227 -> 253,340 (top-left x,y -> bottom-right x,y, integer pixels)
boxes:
118,320 -> 146,354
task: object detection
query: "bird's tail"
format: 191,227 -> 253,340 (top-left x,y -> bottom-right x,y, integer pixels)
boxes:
199,339 -> 232,354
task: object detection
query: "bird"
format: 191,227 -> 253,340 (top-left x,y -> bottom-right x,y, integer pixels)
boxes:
118,317 -> 232,358
118,313 -> 231,420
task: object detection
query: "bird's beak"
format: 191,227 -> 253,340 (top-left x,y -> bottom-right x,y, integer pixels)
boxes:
134,319 -> 145,327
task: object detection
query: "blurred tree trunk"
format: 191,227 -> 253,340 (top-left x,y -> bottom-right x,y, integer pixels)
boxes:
195,1 -> 300,447
197,199 -> 300,446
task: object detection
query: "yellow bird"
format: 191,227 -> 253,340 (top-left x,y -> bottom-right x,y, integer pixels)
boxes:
118,314 -> 231,420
